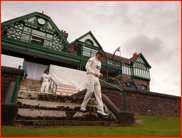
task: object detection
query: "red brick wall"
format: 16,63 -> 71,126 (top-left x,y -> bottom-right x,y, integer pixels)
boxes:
101,87 -> 181,117
1,73 -> 20,101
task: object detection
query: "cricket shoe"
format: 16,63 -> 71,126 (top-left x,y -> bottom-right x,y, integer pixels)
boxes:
96,110 -> 107,116
80,108 -> 87,112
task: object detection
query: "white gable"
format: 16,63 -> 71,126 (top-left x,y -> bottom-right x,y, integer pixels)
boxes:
79,34 -> 98,47
136,57 -> 145,64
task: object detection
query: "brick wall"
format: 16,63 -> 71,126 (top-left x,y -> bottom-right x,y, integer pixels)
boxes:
60,30 -> 68,40
101,87 -> 181,117
1,66 -> 24,101
1,73 -> 18,101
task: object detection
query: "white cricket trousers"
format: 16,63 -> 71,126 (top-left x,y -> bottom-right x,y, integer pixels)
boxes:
41,82 -> 49,93
81,74 -> 104,111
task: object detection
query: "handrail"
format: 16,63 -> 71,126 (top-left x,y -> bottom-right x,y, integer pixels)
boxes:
49,78 -> 57,94
11,75 -> 20,103
99,79 -> 126,111
100,79 -> 123,91
23,62 -> 28,77
19,63 -> 28,80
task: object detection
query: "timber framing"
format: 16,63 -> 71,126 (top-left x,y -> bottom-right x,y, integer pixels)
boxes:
1,11 -> 152,86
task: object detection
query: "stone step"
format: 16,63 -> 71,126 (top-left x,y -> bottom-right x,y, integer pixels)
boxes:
56,91 -> 77,96
18,89 -> 77,96
57,85 -> 77,90
56,89 -> 78,93
16,109 -> 117,121
17,99 -> 97,111
17,79 -> 119,126
17,91 -> 96,104
16,120 -> 117,126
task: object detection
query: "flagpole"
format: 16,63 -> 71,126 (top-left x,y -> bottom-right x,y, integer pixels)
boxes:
120,46 -> 121,61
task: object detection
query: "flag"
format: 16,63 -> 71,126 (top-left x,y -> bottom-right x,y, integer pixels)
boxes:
112,46 -> 120,58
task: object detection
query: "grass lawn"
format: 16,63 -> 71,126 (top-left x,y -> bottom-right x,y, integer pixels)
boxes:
1,115 -> 181,137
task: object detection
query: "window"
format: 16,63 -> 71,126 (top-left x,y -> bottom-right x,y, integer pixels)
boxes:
122,64 -> 132,75
85,39 -> 93,46
85,40 -> 92,45
83,46 -> 97,58
21,26 -> 31,42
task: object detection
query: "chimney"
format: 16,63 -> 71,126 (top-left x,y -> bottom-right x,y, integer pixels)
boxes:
60,30 -> 68,40
133,52 -> 137,57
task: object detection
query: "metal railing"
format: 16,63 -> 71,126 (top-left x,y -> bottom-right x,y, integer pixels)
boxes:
18,63 -> 28,91
11,75 -> 20,103
2,25 -> 66,52
99,79 -> 126,111
49,78 -> 57,94
102,75 -> 147,90
2,25 -> 122,68
66,44 -> 122,67
10,62 -> 29,103
23,62 -> 28,78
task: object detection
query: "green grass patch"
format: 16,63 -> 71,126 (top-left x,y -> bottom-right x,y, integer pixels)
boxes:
1,115 -> 181,137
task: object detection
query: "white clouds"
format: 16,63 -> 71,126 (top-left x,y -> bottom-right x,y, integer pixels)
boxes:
1,1 -> 181,96
122,34 -> 171,63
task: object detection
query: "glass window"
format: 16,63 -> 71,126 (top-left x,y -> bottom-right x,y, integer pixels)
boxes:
91,49 -> 97,57
85,40 -> 92,45
32,29 -> 45,38
21,33 -> 30,42
83,46 -> 91,57
23,26 -> 31,33
47,34 -> 52,39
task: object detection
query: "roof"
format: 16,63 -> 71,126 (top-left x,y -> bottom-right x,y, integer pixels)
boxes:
70,31 -> 103,49
104,52 -> 141,64
104,52 -> 151,68
1,12 -> 69,44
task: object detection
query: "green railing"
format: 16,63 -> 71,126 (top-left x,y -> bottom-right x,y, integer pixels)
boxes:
18,62 -> 28,91
10,75 -> 20,103
49,78 -> 57,94
23,62 -> 28,78
99,79 -> 126,111
66,43 -> 122,67
2,25 -> 66,52
10,62 -> 29,103
103,75 -> 147,90
19,62 -> 28,79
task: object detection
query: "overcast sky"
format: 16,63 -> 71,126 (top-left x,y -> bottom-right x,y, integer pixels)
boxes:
1,1 -> 181,96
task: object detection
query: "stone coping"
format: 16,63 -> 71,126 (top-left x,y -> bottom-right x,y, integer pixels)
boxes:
1,66 -> 24,76
101,83 -> 181,99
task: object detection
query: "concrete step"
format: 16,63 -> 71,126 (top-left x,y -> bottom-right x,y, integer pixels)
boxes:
16,120 -> 117,126
16,109 -> 116,121
16,79 -> 119,126
17,99 -> 97,111
17,91 -> 96,104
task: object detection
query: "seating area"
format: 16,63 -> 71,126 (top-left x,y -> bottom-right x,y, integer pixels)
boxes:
20,79 -> 79,96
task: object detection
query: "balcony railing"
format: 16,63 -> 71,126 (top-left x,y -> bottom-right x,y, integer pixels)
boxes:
2,25 -> 122,68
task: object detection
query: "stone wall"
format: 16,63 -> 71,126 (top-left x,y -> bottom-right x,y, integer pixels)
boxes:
101,85 -> 181,117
